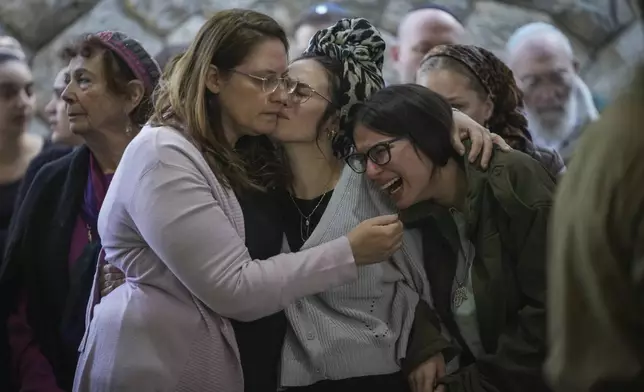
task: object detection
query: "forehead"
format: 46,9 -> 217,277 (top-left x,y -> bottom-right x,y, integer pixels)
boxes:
53,67 -> 68,87
68,53 -> 105,75
353,123 -> 392,151
420,69 -> 471,97
400,11 -> 462,46
511,38 -> 572,76
238,38 -> 288,74
289,59 -> 328,88
0,60 -> 32,83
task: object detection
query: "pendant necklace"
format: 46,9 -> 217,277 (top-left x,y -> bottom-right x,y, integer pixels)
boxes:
289,191 -> 330,242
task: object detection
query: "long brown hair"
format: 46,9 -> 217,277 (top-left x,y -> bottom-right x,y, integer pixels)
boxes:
150,9 -> 289,194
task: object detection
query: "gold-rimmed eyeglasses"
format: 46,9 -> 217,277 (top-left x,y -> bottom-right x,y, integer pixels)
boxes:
230,69 -> 298,94
290,82 -> 332,105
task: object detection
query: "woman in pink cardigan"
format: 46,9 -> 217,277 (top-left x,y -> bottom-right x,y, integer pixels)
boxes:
73,9 -> 405,392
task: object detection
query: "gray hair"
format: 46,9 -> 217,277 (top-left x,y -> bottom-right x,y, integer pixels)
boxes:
505,22 -> 573,58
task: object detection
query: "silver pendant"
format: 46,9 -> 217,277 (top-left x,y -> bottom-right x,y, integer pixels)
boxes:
305,219 -> 310,227
453,286 -> 468,308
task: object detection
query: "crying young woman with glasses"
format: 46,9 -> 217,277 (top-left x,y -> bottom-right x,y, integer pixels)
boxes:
349,84 -> 556,392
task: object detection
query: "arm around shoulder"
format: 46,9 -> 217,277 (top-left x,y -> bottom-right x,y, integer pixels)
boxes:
127,154 -> 357,322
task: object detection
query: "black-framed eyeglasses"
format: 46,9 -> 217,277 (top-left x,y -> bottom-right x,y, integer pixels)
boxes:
345,137 -> 404,174
290,82 -> 332,105
230,69 -> 298,94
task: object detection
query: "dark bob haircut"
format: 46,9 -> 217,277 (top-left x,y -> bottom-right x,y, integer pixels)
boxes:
350,83 -> 458,167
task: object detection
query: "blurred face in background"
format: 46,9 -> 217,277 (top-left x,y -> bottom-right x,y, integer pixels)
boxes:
0,57 -> 34,139
392,9 -> 465,83
509,34 -> 578,138
44,67 -> 81,145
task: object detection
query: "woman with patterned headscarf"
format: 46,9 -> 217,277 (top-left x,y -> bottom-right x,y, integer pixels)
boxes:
417,44 -> 565,177
270,18 -> 510,392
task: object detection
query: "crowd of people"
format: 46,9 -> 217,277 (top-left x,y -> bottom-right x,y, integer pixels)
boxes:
0,2 -> 641,392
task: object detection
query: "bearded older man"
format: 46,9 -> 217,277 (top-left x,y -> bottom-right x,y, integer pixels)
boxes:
506,23 -> 600,164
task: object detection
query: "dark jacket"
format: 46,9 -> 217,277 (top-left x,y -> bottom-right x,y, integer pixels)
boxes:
400,145 -> 556,392
0,146 -> 92,391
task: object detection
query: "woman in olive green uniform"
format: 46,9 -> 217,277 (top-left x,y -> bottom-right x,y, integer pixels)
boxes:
347,84 -> 555,392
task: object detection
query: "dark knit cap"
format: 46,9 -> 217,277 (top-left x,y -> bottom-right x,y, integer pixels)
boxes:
94,31 -> 161,94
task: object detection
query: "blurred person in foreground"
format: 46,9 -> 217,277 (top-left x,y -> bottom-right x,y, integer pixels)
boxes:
545,2 -> 644,390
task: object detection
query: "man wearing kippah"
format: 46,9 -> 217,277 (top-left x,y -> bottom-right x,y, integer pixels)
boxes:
291,3 -> 351,55
391,5 -> 466,83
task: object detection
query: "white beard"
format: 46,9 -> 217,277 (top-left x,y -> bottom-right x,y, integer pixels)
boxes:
526,94 -> 579,150
526,75 -> 599,150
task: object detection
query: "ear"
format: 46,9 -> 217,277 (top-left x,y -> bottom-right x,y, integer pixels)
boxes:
482,97 -> 494,125
319,111 -> 341,140
391,44 -> 400,63
123,79 -> 145,116
205,64 -> 223,94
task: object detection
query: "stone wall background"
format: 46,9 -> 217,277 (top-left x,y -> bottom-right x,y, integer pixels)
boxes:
0,0 -> 642,136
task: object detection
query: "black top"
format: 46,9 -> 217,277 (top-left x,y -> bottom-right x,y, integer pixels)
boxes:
0,139 -> 57,259
0,145 -> 86,391
231,189 -> 287,392
280,190 -> 334,252
0,180 -> 20,259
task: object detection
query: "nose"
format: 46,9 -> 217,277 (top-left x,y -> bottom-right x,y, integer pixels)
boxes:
15,89 -> 31,109
61,83 -> 74,105
44,97 -> 56,116
533,85 -> 561,106
365,159 -> 384,179
271,83 -> 291,106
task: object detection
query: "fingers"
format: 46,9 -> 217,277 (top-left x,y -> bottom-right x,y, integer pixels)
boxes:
451,124 -> 466,156
409,372 -> 422,392
102,263 -> 120,273
436,356 -> 446,378
421,369 -> 436,392
477,131 -> 494,169
491,133 -> 512,152
368,214 -> 400,226
101,278 -> 125,298
466,126 -> 484,163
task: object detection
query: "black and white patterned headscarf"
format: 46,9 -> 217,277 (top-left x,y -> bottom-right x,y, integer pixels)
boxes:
304,18 -> 385,153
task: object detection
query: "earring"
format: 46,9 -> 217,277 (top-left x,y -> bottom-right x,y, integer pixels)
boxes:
327,129 -> 337,140
125,122 -> 134,136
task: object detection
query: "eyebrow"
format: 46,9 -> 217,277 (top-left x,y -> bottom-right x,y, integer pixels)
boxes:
71,68 -> 93,77
0,81 -> 33,89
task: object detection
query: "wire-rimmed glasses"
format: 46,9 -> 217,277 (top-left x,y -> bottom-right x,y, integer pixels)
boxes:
230,69 -> 298,94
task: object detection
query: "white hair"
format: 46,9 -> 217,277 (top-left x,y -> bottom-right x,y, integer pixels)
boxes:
506,22 -> 573,58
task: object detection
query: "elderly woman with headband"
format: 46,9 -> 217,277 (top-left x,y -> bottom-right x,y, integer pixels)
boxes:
349,83 -> 555,392
73,10 -> 406,392
416,44 -> 565,177
0,31 -> 160,391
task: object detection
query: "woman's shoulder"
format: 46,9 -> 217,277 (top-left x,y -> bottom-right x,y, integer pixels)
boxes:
127,125 -> 210,176
483,149 -> 556,210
